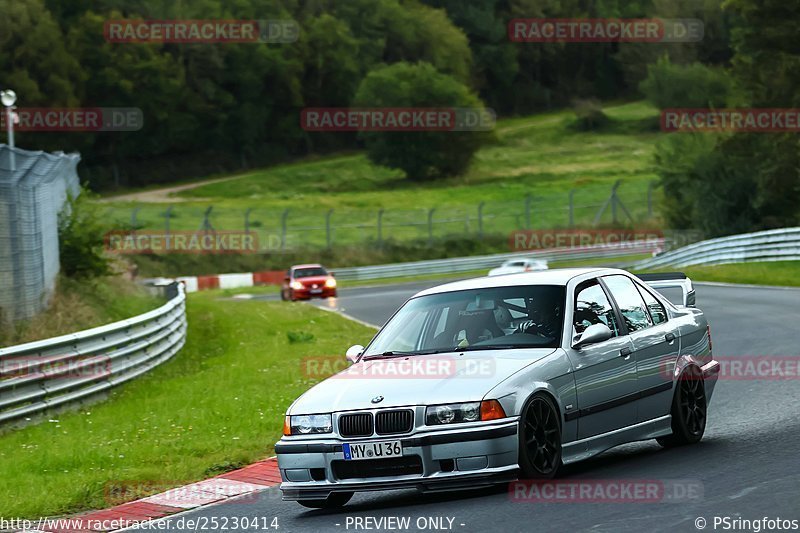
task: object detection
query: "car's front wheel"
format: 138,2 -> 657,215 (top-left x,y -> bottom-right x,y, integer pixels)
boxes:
297,491 -> 353,509
657,365 -> 707,447
518,393 -> 562,479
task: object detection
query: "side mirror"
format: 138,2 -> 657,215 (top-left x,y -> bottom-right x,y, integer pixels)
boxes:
329,271 -> 335,277
345,344 -> 364,363
572,323 -> 613,349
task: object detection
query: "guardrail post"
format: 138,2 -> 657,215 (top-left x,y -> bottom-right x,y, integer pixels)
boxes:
525,194 -> 532,229
377,209 -> 384,246
478,202 -> 485,239
280,209 -> 289,251
569,190 -> 575,228
326,209 -> 334,249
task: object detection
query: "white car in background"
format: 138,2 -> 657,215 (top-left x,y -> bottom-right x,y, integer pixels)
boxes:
488,258 -> 548,276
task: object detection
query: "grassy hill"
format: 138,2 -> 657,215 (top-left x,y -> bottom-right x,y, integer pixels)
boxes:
101,101 -> 663,253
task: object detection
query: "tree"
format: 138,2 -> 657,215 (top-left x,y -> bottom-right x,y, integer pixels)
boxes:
353,62 -> 491,181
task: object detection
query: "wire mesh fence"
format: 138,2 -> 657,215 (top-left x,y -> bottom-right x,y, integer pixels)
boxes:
103,179 -> 659,252
0,145 -> 80,323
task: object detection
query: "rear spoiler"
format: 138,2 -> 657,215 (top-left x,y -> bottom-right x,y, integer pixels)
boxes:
636,272 -> 696,308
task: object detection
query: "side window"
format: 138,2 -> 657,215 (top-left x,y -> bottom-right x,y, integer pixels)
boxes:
603,275 -> 652,333
574,281 -> 620,337
637,285 -> 668,325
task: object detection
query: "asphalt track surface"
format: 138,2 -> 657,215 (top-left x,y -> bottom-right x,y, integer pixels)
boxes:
152,279 -> 800,533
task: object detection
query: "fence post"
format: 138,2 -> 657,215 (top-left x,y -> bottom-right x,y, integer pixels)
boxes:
280,209 -> 289,251
427,208 -> 436,245
478,202 -> 485,239
569,190 -> 575,228
200,206 -> 214,234
164,205 -> 173,251
326,209 -> 334,249
131,207 -> 141,230
244,208 -> 252,234
525,194 -> 532,229
377,209 -> 384,246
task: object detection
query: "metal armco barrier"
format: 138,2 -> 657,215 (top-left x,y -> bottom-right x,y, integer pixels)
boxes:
635,227 -> 800,270
333,240 -> 664,281
0,282 -> 186,426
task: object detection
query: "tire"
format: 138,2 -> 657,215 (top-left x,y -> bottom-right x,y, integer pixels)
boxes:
289,289 -> 297,302
518,393 -> 562,479
280,289 -> 287,301
297,491 -> 353,509
657,365 -> 707,447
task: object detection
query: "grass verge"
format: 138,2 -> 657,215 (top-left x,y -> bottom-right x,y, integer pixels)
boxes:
639,261 -> 800,287
0,277 -> 160,347
0,292 -> 374,518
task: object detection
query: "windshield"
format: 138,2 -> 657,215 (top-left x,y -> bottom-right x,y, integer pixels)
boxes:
294,267 -> 328,278
363,285 -> 565,357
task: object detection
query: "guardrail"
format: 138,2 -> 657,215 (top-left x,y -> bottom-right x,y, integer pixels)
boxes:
0,282 -> 187,426
333,240 -> 664,281
634,227 -> 800,270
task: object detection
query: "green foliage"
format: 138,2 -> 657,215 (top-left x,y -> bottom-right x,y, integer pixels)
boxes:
353,62 -> 491,180
3,0 -> 739,189
570,99 -> 610,131
651,0 -> 800,236
639,56 -> 741,109
58,188 -> 112,278
287,330 -> 316,343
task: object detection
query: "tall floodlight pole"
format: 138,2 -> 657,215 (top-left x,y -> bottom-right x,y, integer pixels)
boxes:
1,90 -> 17,171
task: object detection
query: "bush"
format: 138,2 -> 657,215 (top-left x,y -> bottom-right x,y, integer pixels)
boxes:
570,99 -> 610,131
353,62 -> 492,181
639,56 -> 741,109
58,188 -> 112,279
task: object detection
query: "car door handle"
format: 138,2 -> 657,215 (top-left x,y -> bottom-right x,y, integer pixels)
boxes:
665,333 -> 676,343
620,347 -> 632,358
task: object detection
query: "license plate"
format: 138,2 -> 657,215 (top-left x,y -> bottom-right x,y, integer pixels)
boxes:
310,288 -> 322,294
342,440 -> 402,461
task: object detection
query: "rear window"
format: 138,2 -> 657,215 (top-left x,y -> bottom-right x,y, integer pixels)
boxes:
293,267 -> 327,278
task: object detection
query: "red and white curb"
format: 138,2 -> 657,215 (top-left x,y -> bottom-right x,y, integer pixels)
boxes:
173,270 -> 284,293
17,458 -> 280,532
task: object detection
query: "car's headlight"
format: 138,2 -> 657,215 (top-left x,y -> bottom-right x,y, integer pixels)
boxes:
425,400 -> 506,425
290,281 -> 304,290
324,277 -> 337,288
285,414 -> 332,435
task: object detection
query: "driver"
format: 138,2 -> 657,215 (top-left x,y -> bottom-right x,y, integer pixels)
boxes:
515,294 -> 562,339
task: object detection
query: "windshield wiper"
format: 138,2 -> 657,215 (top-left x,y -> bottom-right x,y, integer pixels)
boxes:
363,350 -> 428,360
457,344 -> 547,351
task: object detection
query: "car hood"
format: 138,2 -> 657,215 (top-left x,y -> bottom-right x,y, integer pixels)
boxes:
295,276 -> 329,285
288,348 -> 556,414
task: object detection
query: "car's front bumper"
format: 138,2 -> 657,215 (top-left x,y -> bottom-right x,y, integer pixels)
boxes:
276,419 -> 519,500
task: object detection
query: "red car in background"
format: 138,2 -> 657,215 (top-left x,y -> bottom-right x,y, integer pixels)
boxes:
281,264 -> 337,301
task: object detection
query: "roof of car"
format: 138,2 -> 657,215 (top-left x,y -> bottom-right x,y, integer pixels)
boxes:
413,268 -> 624,297
291,264 -> 324,269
